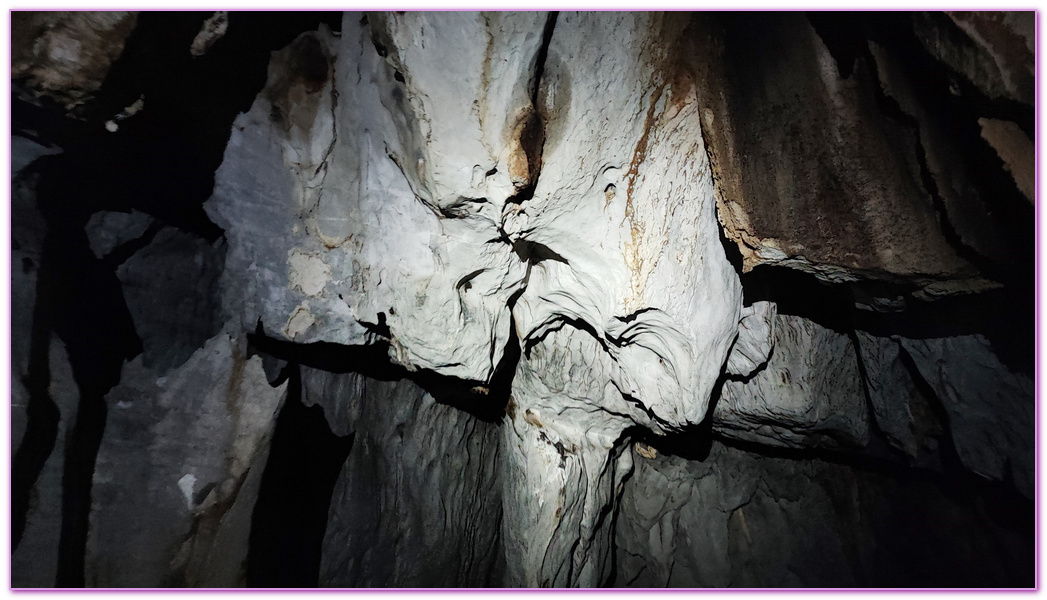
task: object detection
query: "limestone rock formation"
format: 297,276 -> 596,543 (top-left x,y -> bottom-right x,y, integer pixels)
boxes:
616,441 -> 1033,587
12,135 -> 62,176
115,227 -> 225,373
854,331 -> 929,457
207,12 -> 756,585
503,327 -> 636,586
724,301 -> 776,377
913,11 -> 1034,105
715,314 -> 869,449
692,11 -> 1032,302
11,337 -> 78,587
84,210 -> 154,259
692,13 -> 974,285
11,138 -> 57,453
12,11 -> 138,114
8,10 -> 1034,590
205,16 -> 542,374
900,335 -> 1034,498
305,369 -> 504,587
190,12 -> 228,57
86,327 -> 286,587
978,117 -> 1034,204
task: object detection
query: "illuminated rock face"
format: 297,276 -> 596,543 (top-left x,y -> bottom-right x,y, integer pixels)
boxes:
203,11 -> 1035,586
10,10 -> 1033,589
206,12 -> 760,586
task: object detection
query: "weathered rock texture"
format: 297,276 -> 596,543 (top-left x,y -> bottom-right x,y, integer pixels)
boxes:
9,10 -> 1034,590
865,30 -> 1027,280
206,12 -> 746,418
715,314 -> 869,449
305,369 -> 504,587
206,17 -> 537,372
855,330 -> 1033,498
978,117 -> 1034,204
12,134 -> 63,176
913,11 -> 1034,105
190,12 -> 228,57
900,336 -> 1034,498
693,13 -> 972,284
503,327 -> 636,586
116,227 -> 225,373
854,331 -> 933,458
12,11 -> 138,114
11,138 -> 57,453
86,328 -> 286,587
693,11 -> 1031,300
205,12 -> 760,586
616,441 -> 1033,587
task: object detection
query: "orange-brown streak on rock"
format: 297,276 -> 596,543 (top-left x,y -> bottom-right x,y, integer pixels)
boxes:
622,82 -> 665,309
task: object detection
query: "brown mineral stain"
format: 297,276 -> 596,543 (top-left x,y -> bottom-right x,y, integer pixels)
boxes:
622,81 -> 665,311
263,33 -> 332,134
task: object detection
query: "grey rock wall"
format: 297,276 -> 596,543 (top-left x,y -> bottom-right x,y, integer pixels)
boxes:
901,335 -> 1034,498
715,314 -> 869,449
616,441 -> 1033,587
115,227 -> 225,373
84,210 -> 154,260
306,369 -> 504,587
11,338 -> 78,587
8,11 -> 1033,590
85,327 -> 286,587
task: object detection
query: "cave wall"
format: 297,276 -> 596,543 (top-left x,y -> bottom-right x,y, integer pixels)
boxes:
616,440 -> 1033,587
8,10 -> 1035,589
693,11 -> 1033,298
86,327 -> 285,587
303,369 -> 504,587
